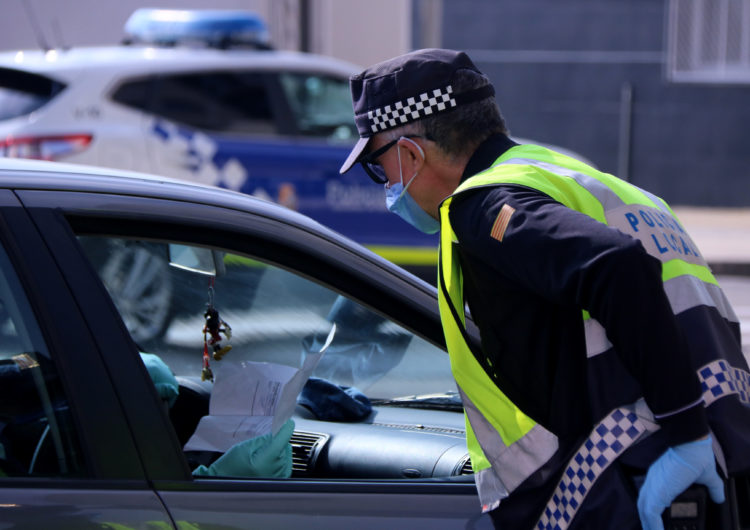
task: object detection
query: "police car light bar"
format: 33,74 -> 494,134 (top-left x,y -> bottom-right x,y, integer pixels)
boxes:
123,8 -> 272,50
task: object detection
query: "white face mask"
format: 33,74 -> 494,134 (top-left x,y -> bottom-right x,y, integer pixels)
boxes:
384,137 -> 439,234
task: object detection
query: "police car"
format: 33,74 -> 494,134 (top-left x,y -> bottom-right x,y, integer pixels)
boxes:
0,9 -> 593,280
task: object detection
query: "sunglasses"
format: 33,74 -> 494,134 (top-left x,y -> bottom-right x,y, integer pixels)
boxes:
359,135 -> 425,184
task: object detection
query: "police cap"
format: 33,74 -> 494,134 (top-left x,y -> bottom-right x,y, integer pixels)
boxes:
339,48 -> 494,174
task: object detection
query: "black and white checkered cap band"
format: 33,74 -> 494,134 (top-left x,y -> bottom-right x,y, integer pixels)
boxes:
360,83 -> 495,135
536,407 -> 647,530
699,359 -> 750,406
368,85 -> 456,133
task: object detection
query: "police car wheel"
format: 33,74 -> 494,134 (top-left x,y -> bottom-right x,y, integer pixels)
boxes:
99,243 -> 174,345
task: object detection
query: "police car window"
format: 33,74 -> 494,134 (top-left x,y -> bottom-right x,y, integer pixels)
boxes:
0,68 -> 66,121
151,72 -> 276,134
279,73 -> 357,141
0,243 -> 83,478
110,78 -> 152,112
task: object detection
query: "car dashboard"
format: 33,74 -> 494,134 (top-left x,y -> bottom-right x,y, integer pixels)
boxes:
172,376 -> 473,482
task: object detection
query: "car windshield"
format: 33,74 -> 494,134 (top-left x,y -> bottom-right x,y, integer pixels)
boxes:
279,72 -> 357,142
78,236 -> 459,407
0,68 -> 65,121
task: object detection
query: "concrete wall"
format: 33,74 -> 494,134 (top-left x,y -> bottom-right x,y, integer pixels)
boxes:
1,0 -> 269,50
306,0 -> 411,69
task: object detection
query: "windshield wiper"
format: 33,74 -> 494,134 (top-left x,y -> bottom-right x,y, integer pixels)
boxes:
370,391 -> 463,411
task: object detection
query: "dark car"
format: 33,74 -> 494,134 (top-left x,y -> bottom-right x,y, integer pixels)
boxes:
0,158 -> 494,528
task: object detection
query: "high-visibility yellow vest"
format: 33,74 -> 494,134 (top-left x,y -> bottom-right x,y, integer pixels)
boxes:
437,143 -> 728,513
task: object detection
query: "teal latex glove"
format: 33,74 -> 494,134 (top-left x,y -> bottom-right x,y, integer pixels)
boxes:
139,352 -> 179,408
192,419 -> 294,478
637,436 -> 725,530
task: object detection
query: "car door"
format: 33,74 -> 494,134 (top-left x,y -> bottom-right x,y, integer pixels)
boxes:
0,189 -> 175,528
18,185 -> 493,529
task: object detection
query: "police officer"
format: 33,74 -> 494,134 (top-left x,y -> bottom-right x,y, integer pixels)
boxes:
339,48 -> 750,529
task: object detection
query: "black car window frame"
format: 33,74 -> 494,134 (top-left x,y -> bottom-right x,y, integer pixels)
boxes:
18,188 -> 465,488
0,192 -> 156,482
0,241 -> 82,479
15,200 -> 193,482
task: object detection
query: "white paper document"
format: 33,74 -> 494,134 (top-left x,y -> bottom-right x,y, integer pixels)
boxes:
184,324 -> 335,452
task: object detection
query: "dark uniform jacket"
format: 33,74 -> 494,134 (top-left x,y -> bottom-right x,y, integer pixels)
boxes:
448,134 -> 749,528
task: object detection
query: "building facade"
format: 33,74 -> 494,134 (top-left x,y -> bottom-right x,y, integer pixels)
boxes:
440,0 -> 750,206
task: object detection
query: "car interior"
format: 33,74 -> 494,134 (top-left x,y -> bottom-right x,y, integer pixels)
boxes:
0,244 -> 83,478
76,235 -> 473,482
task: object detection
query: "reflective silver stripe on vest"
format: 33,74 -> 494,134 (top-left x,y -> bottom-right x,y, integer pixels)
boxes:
699,360 -> 750,406
493,157 -> 736,353
664,275 -> 740,323
586,276 -> 738,360
459,387 -> 559,512
584,318 -> 611,358
495,157 -> 627,211
536,406 -> 649,530
474,467 -> 509,513
637,186 -> 674,216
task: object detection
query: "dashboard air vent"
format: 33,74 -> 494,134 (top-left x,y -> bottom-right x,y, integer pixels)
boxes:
459,455 -> 473,475
290,430 -> 329,476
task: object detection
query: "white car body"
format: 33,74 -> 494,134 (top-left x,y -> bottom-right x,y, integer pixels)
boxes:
0,45 -> 361,176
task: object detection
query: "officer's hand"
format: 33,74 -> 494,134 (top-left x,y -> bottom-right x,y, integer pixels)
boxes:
637,436 -> 725,530
139,352 -> 179,408
192,419 -> 294,478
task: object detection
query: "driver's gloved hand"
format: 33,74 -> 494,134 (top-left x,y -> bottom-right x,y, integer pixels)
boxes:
139,352 -> 179,408
637,435 -> 725,530
192,419 -> 294,478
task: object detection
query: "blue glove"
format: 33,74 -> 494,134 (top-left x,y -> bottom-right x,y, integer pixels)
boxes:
192,419 -> 294,478
139,352 -> 179,408
637,436 -> 725,530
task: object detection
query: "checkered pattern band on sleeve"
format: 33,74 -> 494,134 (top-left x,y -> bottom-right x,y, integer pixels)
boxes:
699,359 -> 750,406
536,407 -> 647,530
367,85 -> 456,133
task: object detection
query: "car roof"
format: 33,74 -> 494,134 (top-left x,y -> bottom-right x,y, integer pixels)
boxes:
0,157 -> 438,304
0,45 -> 361,78
0,158 -> 339,236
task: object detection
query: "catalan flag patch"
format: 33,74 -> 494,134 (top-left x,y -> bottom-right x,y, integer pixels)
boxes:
490,204 -> 515,242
